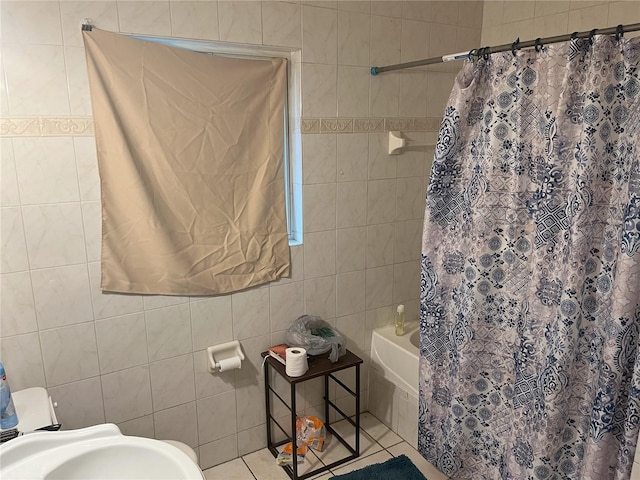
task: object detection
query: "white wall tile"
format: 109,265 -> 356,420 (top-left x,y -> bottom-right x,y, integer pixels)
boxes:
0,332 -> 46,391
231,287 -> 269,341
368,133 -> 397,180
371,2 -> 402,18
458,1 -> 485,28
365,265 -> 394,309
0,1 -> 62,45
117,0 -> 172,36
302,5 -> 338,64
396,177 -> 426,221
370,15 -> 401,66
60,1 -> 119,47
336,270 -> 365,316
396,133 -> 429,178
262,1 -> 301,48
233,333 -> 270,388
64,47 -> 92,116
199,434 -> 240,470
236,382 -> 266,430
427,1 -> 460,24
154,401 -> 198,448
218,1 -> 262,44
336,226 -> 366,273
426,72 -> 455,117
40,322 -> 99,387
370,73 -> 399,117
337,65 -> 370,117
367,179 -> 397,224
96,313 -> 148,374
194,349 -> 235,399
608,1 -> 640,26
22,203 -> 86,269
49,377 -> 105,430
81,202 -> 101,263
303,230 -> 336,279
236,425 -> 267,457
337,134 -> 368,182
13,137 -> 79,205
303,183 -> 337,232
88,262 -> 144,320
402,1 -> 431,22
366,223 -> 394,268
394,219 -> 422,263
337,10 -> 370,66
503,0 -> 536,23
393,259 -> 420,303
336,181 -> 367,228
149,354 -> 196,411
0,139 -> 19,207
117,414 -> 155,438
302,63 -> 337,117
338,0 -> 370,14
197,390 -> 237,444
304,275 -> 337,319
145,303 -> 192,362
191,296 -> 234,350
73,138 -> 100,202
270,281 -> 304,331
303,134 -> 337,184
102,365 -> 153,423
31,264 -> 93,330
336,311 -> 366,351
1,207 -> 28,274
143,294 -> 189,311
399,74 -> 428,118
3,44 -> 70,116
0,272 -> 37,336
170,1 -> 220,41
401,19 -> 429,63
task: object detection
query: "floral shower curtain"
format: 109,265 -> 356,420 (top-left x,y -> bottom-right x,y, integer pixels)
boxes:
419,35 -> 640,479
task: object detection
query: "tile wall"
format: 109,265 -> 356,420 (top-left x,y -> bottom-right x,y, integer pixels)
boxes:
480,0 -> 640,475
0,0 -> 481,470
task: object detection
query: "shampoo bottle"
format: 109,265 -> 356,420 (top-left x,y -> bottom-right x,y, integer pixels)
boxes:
0,362 -> 18,429
394,304 -> 405,336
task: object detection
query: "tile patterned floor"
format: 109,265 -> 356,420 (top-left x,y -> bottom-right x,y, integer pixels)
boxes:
203,412 -> 450,480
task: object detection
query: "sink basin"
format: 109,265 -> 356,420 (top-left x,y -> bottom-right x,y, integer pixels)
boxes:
0,423 -> 204,480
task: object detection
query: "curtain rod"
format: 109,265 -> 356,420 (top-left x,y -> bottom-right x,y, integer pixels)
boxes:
370,22 -> 640,76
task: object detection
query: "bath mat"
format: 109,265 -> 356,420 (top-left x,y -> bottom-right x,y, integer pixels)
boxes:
332,454 -> 428,480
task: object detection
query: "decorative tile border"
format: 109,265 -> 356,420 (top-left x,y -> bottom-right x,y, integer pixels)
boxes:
1,116 -> 441,137
0,117 -> 94,137
302,117 -> 441,134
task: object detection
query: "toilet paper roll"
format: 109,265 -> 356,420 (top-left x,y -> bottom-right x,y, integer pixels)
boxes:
217,356 -> 242,372
285,348 -> 308,377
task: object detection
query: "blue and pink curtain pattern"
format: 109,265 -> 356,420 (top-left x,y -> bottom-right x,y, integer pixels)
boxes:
419,35 -> 640,479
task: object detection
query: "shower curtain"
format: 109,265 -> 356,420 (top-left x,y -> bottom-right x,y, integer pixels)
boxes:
419,35 -> 640,480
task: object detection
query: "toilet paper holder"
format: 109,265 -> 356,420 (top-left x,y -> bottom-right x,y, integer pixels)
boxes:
207,340 -> 245,373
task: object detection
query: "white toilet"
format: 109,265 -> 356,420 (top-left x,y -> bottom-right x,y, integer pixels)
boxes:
1,387 -> 203,479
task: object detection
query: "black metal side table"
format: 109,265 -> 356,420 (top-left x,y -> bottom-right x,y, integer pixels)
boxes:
261,349 -> 363,480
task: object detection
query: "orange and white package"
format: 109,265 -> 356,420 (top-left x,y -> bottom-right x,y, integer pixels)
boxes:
296,416 -> 326,452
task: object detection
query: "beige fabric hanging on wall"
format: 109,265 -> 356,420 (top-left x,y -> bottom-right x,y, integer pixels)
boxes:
83,28 -> 290,295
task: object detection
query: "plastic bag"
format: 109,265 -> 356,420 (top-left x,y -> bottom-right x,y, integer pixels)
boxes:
285,315 -> 346,362
275,416 -> 326,466
297,416 -> 326,452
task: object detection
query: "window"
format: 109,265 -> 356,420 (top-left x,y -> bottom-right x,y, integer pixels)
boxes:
132,35 -> 303,245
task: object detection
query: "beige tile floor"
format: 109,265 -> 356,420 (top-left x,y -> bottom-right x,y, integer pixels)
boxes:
203,412 -> 450,480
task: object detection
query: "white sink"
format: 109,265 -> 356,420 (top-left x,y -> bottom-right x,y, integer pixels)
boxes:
0,423 -> 204,480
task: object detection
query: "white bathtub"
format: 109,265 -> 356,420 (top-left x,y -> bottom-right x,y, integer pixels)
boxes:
370,323 -> 419,398
368,323 -> 420,447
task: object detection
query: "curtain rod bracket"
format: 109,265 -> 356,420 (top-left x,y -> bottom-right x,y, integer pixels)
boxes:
81,18 -> 94,32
